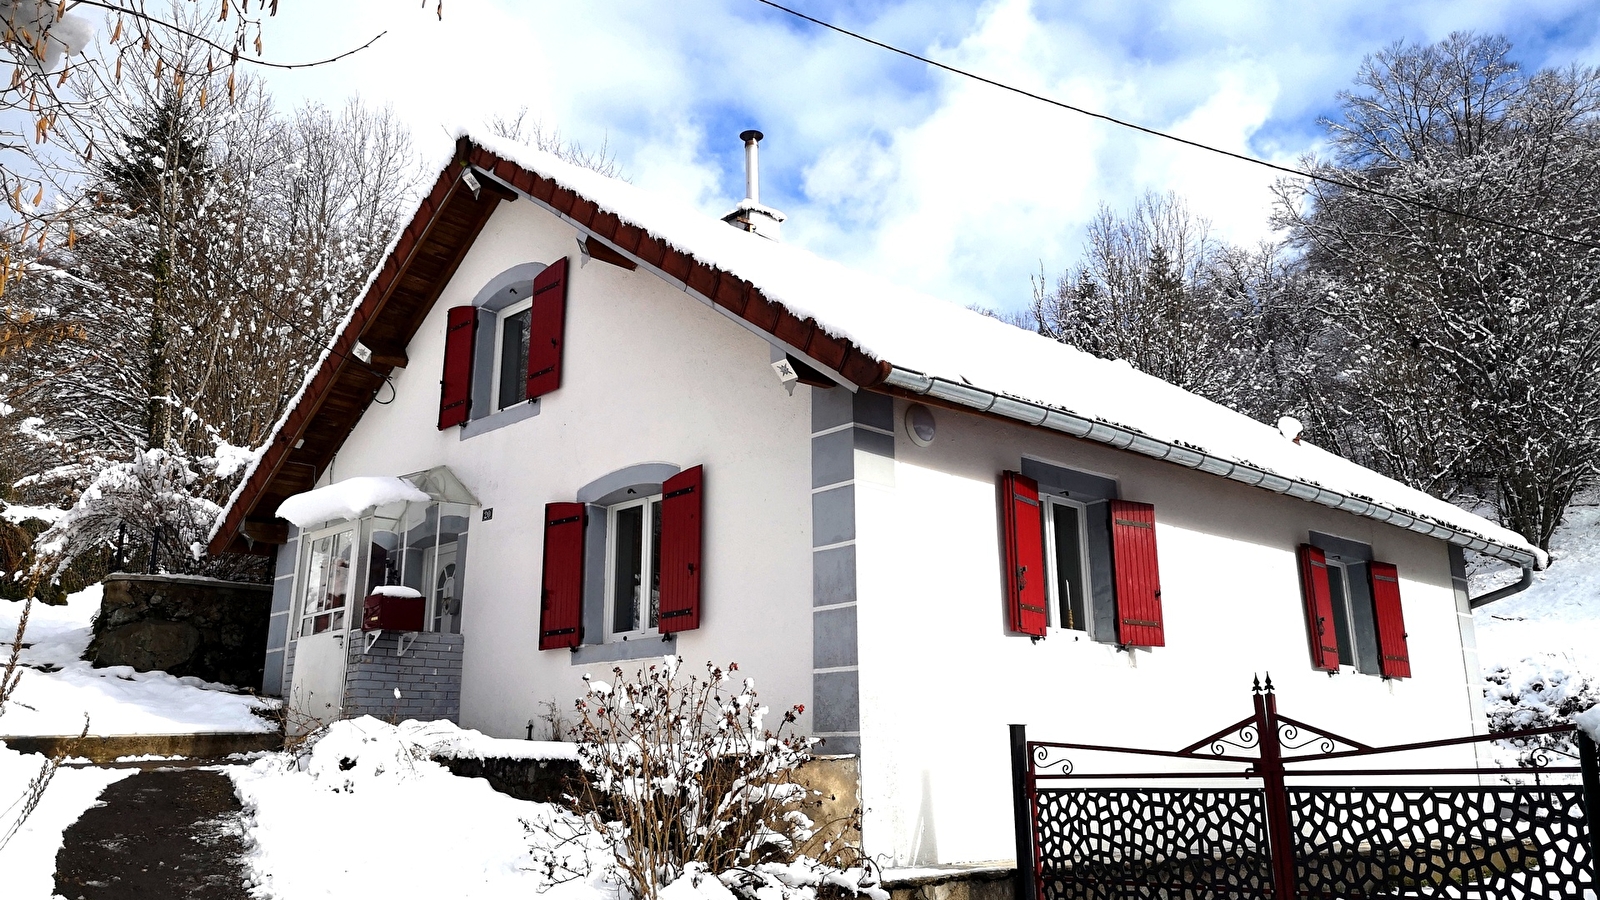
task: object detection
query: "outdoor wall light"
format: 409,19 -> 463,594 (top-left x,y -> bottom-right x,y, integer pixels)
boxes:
906,403 -> 936,447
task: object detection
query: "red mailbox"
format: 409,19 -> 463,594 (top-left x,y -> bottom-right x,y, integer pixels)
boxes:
363,590 -> 424,632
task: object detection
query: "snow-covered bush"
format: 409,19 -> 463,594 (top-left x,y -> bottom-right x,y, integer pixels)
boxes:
29,444 -> 258,581
1484,654 -> 1600,764
566,658 -> 877,900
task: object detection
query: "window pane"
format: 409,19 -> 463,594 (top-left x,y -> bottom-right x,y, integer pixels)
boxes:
1051,504 -> 1088,631
612,505 -> 645,634
499,308 -> 532,409
648,500 -> 662,629
1326,562 -> 1354,666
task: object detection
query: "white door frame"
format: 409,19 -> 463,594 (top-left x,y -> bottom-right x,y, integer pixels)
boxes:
287,520 -> 360,729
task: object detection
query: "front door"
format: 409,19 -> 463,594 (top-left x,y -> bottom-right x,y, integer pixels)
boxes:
288,525 -> 356,731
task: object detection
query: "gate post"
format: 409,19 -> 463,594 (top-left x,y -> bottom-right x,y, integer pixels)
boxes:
1009,724 -> 1038,900
1255,679 -> 1296,900
1579,731 -> 1600,886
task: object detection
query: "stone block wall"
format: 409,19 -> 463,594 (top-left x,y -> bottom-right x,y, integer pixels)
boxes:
342,630 -> 463,722
88,573 -> 272,689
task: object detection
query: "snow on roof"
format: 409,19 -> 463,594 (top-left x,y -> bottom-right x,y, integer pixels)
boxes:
276,476 -> 430,528
211,127 -> 1541,567
458,128 -> 1543,567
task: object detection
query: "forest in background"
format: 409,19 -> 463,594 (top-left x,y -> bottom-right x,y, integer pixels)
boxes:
2,26 -> 1597,601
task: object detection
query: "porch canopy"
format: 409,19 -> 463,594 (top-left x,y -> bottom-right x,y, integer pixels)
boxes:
276,466 -> 479,529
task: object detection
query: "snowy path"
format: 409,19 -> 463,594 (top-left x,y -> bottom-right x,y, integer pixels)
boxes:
53,768 -> 252,900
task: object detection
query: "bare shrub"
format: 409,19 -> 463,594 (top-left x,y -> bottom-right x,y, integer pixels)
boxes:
564,657 -> 877,900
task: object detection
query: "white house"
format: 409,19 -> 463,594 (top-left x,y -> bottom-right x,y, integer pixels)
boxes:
208,130 -> 1545,869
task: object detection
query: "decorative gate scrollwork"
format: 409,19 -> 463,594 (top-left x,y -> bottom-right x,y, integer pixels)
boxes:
1011,677 -> 1600,900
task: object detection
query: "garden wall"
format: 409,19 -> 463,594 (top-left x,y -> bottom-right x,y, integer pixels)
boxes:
88,573 -> 272,689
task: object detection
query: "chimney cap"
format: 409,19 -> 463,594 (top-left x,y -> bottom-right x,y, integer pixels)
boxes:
740,129 -> 764,143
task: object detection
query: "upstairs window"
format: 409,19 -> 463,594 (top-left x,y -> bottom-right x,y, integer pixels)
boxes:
493,295 -> 533,410
606,494 -> 663,640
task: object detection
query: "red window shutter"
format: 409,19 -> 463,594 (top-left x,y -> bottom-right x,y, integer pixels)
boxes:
1368,561 -> 1411,678
526,257 -> 570,400
438,305 -> 477,429
539,502 -> 585,650
658,466 -> 703,634
1110,500 -> 1164,647
1297,545 -> 1340,671
1000,471 -> 1048,637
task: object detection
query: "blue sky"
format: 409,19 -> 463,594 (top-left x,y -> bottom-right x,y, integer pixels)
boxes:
254,0 -> 1600,314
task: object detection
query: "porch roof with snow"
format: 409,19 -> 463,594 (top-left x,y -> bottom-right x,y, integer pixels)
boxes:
207,131 -> 1544,569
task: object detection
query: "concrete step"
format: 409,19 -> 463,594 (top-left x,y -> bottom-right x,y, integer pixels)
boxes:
2,731 -> 281,763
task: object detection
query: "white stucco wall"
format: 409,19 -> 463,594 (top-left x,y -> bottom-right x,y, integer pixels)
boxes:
304,198 -> 816,739
853,399 -> 1484,867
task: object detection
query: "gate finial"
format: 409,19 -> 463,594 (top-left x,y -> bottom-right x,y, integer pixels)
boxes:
1263,672 -> 1275,694
1252,674 -> 1261,694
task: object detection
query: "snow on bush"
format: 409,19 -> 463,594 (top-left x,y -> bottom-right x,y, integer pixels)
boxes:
565,657 -> 881,900
1484,653 -> 1600,765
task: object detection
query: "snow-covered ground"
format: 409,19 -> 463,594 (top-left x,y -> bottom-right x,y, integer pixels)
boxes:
1474,502 -> 1600,674
228,717 -> 614,900
0,584 -> 277,736
0,742 -> 133,899
1473,502 -> 1600,735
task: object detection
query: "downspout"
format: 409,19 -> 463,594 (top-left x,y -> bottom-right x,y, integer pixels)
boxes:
1468,566 -> 1535,610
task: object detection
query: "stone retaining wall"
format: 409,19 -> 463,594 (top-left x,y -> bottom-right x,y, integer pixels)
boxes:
88,574 -> 272,689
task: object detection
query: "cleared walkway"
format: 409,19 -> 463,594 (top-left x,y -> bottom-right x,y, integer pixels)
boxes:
54,768 -> 251,900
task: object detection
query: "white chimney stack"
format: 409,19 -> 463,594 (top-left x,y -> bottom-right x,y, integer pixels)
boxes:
743,129 -> 762,204
722,129 -> 785,240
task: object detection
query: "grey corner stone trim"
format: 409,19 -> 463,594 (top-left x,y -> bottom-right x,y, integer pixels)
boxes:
815,733 -> 860,757
813,544 -> 857,607
813,606 -> 858,669
809,388 -> 888,764
852,391 -> 894,432
812,670 -> 860,734
812,487 -> 856,547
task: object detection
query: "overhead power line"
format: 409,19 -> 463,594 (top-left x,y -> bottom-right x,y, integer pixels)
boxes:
751,0 -> 1600,254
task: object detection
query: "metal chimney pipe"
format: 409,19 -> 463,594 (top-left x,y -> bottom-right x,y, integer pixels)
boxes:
740,129 -> 763,204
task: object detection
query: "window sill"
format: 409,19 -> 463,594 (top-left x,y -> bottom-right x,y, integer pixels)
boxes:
569,634 -> 677,666
459,399 -> 540,440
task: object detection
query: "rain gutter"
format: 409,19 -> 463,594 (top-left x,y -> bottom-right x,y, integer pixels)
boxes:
882,366 -> 1542,569
1468,566 -> 1535,610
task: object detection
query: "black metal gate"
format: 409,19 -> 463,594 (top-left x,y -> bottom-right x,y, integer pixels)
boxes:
1010,677 -> 1600,899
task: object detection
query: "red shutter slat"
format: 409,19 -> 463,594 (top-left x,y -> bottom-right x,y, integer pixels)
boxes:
526,257 -> 570,399
438,305 -> 477,429
1368,561 -> 1411,678
658,466 -> 704,634
539,502 -> 585,650
1000,471 -> 1048,637
1297,545 -> 1340,671
1110,500 -> 1164,647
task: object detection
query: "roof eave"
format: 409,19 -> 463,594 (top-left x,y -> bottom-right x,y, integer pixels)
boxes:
880,366 -> 1544,569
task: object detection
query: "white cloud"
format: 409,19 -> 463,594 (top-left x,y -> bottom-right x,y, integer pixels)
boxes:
253,0 -> 1600,314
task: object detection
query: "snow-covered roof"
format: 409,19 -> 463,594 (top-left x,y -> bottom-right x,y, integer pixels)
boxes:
211,129 -> 1543,568
459,129 -> 1543,568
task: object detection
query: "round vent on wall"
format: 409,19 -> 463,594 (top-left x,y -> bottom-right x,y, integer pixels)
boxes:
906,404 -> 936,447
